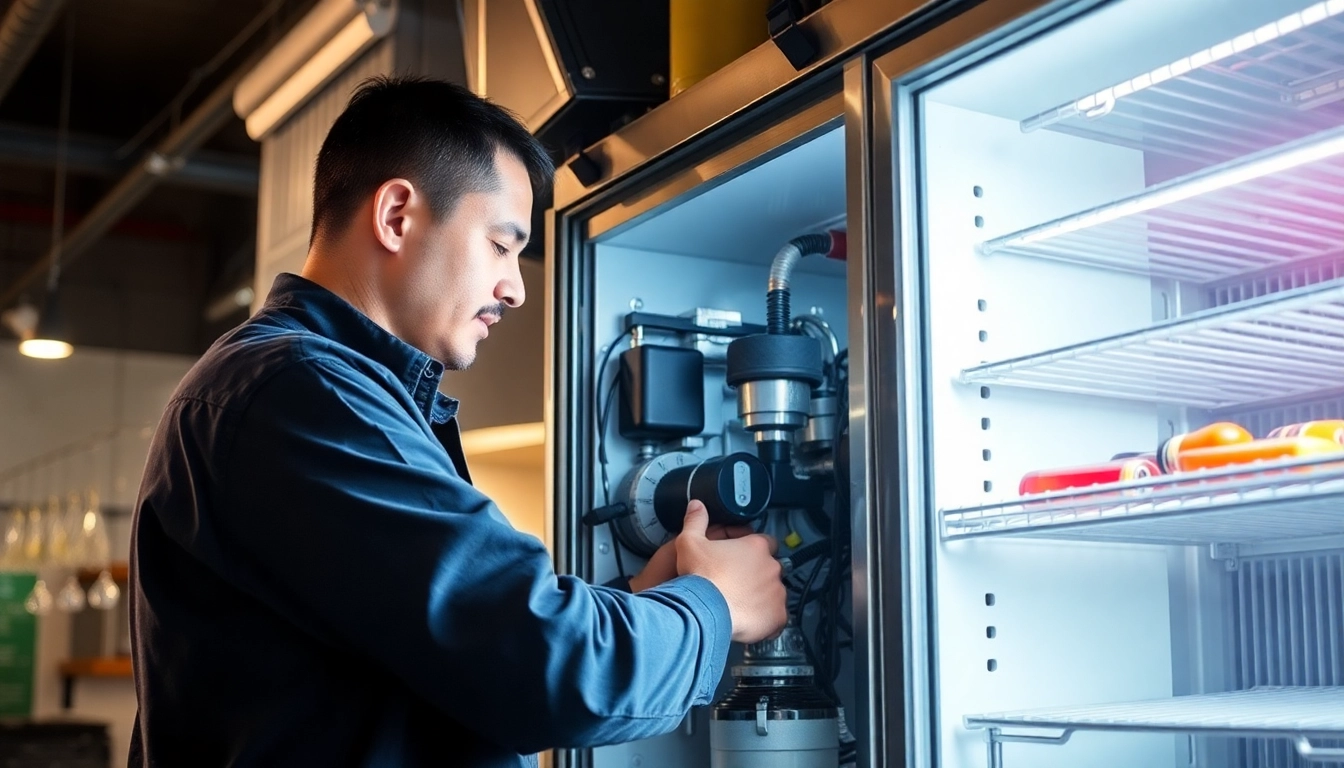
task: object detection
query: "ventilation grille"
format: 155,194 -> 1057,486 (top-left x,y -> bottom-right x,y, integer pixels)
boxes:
1207,259 -> 1344,307
1226,399 -> 1344,440
1208,256 -> 1344,430
1231,552 -> 1344,766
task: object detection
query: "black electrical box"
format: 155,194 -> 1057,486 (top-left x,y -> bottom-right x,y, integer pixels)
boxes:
618,345 -> 704,441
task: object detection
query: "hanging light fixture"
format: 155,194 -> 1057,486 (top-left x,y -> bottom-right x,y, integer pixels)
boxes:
18,290 -> 71,359
21,13 -> 74,360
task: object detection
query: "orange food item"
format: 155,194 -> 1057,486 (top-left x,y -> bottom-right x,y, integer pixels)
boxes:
1268,420 -> 1344,445
1157,422 -> 1253,473
1175,436 -> 1344,472
1019,457 -> 1160,495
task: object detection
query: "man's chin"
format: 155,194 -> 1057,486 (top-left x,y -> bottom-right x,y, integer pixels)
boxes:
444,346 -> 477,371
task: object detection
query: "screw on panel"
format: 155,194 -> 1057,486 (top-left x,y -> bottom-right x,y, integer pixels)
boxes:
581,66 -> 597,80
629,297 -> 644,311
598,542 -> 610,555
652,73 -> 666,86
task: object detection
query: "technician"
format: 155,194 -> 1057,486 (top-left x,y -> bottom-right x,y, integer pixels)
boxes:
127,75 -> 788,767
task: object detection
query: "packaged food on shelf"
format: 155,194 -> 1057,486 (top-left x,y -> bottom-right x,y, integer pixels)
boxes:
1019,456 -> 1160,496
1268,420 -> 1344,445
1156,422 -> 1253,473
1176,436 -> 1344,473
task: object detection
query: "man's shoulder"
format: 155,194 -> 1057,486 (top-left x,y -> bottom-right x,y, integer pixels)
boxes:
170,311 -> 368,415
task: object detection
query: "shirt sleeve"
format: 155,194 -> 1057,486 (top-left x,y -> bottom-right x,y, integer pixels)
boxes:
202,357 -> 732,754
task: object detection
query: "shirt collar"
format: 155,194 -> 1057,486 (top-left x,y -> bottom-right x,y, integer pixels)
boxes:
261,273 -> 460,424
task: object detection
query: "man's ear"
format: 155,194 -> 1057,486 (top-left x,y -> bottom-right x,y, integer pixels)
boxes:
371,178 -> 416,253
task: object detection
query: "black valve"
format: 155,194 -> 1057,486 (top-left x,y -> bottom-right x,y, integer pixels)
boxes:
653,453 -> 772,532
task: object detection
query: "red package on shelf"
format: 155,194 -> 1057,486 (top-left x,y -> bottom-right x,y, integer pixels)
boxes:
1019,457 -> 1161,496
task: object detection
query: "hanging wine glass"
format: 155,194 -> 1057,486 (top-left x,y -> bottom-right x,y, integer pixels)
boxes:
45,495 -> 68,566
65,491 -> 88,565
56,574 -> 85,612
22,504 -> 43,563
87,570 -> 119,610
83,490 -> 118,610
0,508 -> 23,570
24,578 -> 53,615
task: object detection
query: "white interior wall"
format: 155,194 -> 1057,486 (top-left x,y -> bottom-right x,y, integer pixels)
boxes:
921,101 -> 1176,768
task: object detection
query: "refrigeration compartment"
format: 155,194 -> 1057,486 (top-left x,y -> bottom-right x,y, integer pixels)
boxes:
912,0 -> 1344,766
580,124 -> 853,767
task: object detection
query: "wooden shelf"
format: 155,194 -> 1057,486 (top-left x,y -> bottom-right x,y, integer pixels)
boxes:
59,657 -> 131,678
75,562 -> 128,584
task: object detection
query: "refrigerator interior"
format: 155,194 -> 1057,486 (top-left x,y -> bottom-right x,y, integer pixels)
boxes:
582,124 -> 855,766
916,0 -> 1344,766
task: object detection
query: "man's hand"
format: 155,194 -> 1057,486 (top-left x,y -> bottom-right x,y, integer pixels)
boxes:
675,500 -> 787,644
627,504 -> 753,593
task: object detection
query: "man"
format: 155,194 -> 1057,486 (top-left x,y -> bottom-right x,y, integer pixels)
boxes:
128,75 -> 787,767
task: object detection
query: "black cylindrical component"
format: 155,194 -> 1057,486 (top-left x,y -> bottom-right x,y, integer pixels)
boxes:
725,333 -> 824,388
654,453 -> 772,532
757,439 -> 789,465
767,288 -> 790,335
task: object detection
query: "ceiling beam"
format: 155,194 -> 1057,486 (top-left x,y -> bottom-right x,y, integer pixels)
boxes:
0,121 -> 258,196
0,67 -> 244,310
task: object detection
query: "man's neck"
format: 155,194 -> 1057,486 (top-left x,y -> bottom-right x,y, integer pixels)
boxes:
300,248 -> 393,333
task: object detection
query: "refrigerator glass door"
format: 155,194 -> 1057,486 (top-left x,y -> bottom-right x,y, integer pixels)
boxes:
872,0 -> 1344,766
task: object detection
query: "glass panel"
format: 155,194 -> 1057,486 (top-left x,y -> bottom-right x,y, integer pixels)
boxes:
909,0 -> 1344,765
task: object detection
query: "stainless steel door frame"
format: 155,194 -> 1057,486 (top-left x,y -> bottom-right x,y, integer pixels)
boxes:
550,0 -> 991,212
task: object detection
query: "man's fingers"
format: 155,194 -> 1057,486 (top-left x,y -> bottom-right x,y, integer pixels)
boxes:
756,533 -> 778,556
706,525 -> 756,541
681,500 -> 709,538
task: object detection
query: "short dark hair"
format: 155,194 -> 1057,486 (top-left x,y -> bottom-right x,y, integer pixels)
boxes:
310,75 -> 554,244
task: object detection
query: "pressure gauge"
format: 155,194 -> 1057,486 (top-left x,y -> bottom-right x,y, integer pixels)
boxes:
613,451 -> 772,557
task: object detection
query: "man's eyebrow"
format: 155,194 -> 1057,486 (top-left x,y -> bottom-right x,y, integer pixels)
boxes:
495,222 -> 528,244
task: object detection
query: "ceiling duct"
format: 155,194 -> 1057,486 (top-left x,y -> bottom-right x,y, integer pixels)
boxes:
0,0 -> 67,105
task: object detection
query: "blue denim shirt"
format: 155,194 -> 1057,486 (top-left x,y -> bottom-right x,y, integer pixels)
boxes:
128,273 -> 732,767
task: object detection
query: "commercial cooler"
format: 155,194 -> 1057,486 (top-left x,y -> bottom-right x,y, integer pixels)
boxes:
544,0 -> 1344,766
881,0 -> 1344,765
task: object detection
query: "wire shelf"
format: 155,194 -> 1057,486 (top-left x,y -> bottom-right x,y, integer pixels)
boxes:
966,687 -> 1344,767
979,125 -> 1344,282
1021,2 -> 1344,168
941,454 -> 1344,545
959,278 -> 1344,409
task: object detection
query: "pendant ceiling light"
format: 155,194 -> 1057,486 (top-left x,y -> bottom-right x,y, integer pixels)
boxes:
21,13 -> 74,360
18,288 -> 71,359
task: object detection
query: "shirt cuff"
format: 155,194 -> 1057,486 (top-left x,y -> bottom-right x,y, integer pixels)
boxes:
645,574 -> 733,703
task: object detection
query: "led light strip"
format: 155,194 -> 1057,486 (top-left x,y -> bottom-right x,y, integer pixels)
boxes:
1022,0 -> 1344,131
982,123 -> 1344,249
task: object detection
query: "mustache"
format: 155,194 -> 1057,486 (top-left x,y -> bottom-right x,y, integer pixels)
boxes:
476,304 -> 507,321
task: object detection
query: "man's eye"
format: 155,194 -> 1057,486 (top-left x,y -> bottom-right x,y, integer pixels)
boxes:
492,241 -> 509,256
